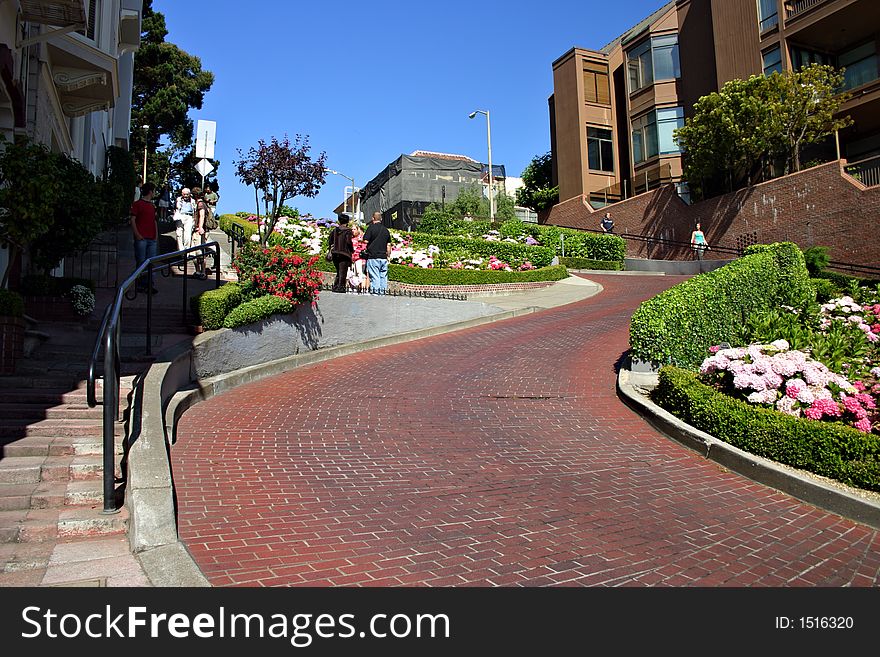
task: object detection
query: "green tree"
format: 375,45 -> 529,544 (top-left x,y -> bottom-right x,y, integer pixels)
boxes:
131,0 -> 214,187
675,64 -> 852,199
424,184 -> 518,223
0,136 -> 60,287
515,152 -> 558,212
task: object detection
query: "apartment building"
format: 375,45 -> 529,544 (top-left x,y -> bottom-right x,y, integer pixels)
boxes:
549,0 -> 880,207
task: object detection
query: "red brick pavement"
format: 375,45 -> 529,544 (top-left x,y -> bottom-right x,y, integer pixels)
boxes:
172,275 -> 880,587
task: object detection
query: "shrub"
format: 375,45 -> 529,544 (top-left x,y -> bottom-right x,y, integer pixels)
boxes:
219,214 -> 260,242
811,277 -> 839,303
559,257 -> 623,271
389,264 -> 568,286
0,289 -> 24,317
232,242 -> 323,305
405,233 -> 555,268
222,294 -> 294,329
802,245 -> 830,276
652,366 -> 880,491
20,274 -> 95,296
630,242 -> 814,369
66,284 -> 95,317
190,282 -> 242,330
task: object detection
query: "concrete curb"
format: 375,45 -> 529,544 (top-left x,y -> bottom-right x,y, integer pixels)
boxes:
129,303 -> 543,586
616,365 -> 880,530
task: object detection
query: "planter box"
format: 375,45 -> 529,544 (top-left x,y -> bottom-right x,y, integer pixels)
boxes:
24,295 -> 79,321
0,315 -> 25,375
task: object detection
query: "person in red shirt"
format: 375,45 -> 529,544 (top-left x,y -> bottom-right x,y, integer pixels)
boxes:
130,182 -> 159,294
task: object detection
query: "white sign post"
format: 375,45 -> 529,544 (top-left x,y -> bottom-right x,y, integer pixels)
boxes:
194,120 -> 217,188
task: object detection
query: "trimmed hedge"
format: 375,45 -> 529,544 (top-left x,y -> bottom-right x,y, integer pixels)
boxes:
0,289 -> 24,317
652,366 -> 880,492
190,282 -> 242,330
406,232 -> 555,268
222,294 -> 294,329
20,274 -> 95,296
559,257 -> 622,271
629,242 -> 814,369
388,264 -> 569,286
218,214 -> 259,241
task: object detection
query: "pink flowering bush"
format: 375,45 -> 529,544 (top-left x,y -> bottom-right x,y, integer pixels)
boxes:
700,340 -> 877,434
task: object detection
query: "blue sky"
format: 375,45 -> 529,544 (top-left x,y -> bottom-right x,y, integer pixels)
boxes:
158,0 -> 667,218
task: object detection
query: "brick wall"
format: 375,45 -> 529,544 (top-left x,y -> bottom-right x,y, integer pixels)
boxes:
544,162 -> 880,268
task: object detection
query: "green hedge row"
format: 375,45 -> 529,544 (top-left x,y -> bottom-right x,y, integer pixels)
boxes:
559,257 -> 622,271
223,295 -> 293,329
388,264 -> 569,286
0,289 -> 24,317
415,217 -> 626,264
405,232 -> 556,268
652,366 -> 880,492
218,214 -> 259,241
190,282 -> 243,330
629,242 -> 814,369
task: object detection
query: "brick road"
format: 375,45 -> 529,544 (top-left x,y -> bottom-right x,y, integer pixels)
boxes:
172,274 -> 880,587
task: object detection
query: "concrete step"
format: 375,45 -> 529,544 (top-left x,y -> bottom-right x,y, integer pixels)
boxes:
0,481 -> 105,511
0,375 -> 81,389
0,419 -> 123,439
0,455 -> 111,485
0,541 -> 53,573
2,433 -> 125,458
0,404 -> 104,420
0,506 -> 128,543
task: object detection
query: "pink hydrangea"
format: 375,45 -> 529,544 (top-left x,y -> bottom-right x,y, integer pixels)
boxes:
854,418 -> 873,433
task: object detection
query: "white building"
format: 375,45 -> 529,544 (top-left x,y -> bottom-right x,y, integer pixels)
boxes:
1,0 -> 141,280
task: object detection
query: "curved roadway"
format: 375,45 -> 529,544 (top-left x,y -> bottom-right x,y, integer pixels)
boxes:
172,274 -> 880,586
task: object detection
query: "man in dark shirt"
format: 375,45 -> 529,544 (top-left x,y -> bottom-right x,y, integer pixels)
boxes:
363,211 -> 392,294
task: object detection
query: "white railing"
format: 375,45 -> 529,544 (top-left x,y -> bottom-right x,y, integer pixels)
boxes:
785,0 -> 829,19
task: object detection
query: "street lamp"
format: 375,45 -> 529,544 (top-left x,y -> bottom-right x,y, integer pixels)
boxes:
468,109 -> 494,221
328,169 -> 358,220
141,124 -> 149,185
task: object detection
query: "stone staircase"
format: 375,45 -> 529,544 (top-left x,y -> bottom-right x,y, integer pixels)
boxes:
0,314 -> 171,585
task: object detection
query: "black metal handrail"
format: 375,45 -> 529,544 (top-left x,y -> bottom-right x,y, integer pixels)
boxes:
86,242 -> 221,513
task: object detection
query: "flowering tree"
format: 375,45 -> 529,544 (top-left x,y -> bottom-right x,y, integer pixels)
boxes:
234,134 -> 327,245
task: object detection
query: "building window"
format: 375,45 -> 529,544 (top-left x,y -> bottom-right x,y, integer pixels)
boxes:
757,0 -> 778,32
839,41 -> 879,90
583,61 -> 611,105
790,46 -> 833,71
762,46 -> 782,75
76,0 -> 98,41
627,35 -> 680,94
587,127 -> 614,172
632,107 -> 683,164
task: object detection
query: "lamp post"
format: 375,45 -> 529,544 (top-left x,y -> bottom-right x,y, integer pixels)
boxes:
468,109 -> 494,221
141,124 -> 149,185
328,169 -> 357,220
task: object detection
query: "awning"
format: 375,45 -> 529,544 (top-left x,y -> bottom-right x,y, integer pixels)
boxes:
45,33 -> 118,117
18,0 -> 86,30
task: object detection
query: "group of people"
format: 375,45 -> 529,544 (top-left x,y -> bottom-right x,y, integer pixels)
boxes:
327,211 -> 392,294
128,181 -> 220,293
600,211 -> 710,260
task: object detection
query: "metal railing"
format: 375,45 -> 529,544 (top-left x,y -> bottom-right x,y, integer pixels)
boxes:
844,155 -> 880,188
320,283 -> 468,301
86,242 -> 222,513
785,0 -> 828,19
229,222 -> 247,260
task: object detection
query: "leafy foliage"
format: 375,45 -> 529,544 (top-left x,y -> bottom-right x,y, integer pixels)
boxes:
388,264 -> 568,286
0,289 -> 24,317
232,242 -> 323,306
802,245 -> 830,277
652,366 -> 880,491
629,242 -> 814,369
190,282 -> 242,330
66,285 -> 95,317
420,185 -> 518,226
222,295 -> 294,329
675,65 -> 852,199
515,152 -> 559,212
234,134 -> 327,245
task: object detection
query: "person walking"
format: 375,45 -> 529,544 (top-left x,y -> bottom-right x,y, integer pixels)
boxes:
348,223 -> 368,292
691,222 -> 709,261
130,182 -> 159,294
328,213 -> 354,293
174,187 -> 196,252
600,211 -> 614,233
204,182 -> 219,216
363,211 -> 391,294
191,187 -> 209,279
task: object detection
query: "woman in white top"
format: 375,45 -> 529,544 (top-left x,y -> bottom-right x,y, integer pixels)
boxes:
174,188 -> 195,251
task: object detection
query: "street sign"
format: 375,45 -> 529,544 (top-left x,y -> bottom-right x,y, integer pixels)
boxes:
195,120 -> 216,159
195,158 -> 214,177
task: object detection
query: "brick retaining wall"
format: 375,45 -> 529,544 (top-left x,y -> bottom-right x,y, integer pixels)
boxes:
544,161 -> 880,269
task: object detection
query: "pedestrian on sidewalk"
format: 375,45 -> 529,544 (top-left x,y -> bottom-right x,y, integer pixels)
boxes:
600,211 -> 614,233
348,223 -> 368,292
363,211 -> 391,294
328,213 -> 354,292
173,187 -> 195,252
691,222 -> 709,261
130,182 -> 159,294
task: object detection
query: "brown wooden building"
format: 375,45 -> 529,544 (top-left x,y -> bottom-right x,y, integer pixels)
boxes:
549,0 -> 880,207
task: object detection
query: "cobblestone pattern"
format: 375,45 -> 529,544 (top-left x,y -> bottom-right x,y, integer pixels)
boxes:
173,275 -> 880,587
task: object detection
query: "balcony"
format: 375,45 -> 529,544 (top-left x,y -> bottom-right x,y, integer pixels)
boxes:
785,0 -> 830,20
18,0 -> 86,30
